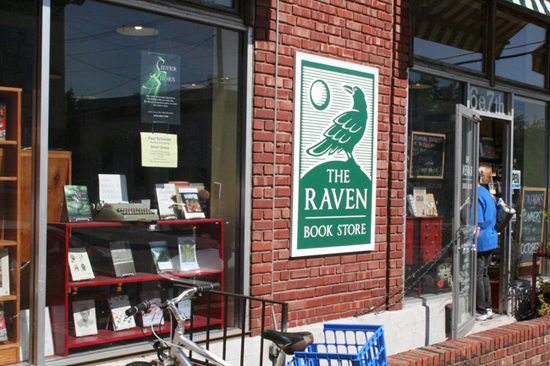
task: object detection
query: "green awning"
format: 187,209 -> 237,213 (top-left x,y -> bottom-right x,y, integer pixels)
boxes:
503,0 -> 550,16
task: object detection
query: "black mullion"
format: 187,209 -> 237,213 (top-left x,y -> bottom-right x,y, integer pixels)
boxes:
487,0 -> 496,87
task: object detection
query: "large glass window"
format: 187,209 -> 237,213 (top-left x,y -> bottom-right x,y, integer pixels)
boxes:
46,0 -> 242,358
511,96 -> 548,278
0,0 -> 38,363
495,11 -> 546,88
413,0 -> 484,72
406,72 -> 462,297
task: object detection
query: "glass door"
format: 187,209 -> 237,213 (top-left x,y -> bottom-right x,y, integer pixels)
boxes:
452,104 -> 480,338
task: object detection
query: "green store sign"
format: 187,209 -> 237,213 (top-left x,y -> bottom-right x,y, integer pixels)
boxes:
291,53 -> 378,257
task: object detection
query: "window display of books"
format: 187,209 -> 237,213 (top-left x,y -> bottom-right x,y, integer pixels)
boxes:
47,219 -> 224,356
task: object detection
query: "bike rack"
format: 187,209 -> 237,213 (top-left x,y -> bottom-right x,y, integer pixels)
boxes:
176,285 -> 288,366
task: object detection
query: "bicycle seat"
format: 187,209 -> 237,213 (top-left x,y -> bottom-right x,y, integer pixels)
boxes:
262,330 -> 314,355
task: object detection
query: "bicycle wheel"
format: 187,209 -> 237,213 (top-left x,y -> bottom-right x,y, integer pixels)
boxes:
125,362 -> 152,366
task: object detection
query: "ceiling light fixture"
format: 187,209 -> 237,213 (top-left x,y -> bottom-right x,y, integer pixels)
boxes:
116,26 -> 158,36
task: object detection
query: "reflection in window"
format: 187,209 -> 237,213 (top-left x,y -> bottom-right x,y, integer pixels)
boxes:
406,72 -> 463,298
49,0 -> 241,293
495,11 -> 546,87
512,96 -> 547,278
413,0 -> 484,71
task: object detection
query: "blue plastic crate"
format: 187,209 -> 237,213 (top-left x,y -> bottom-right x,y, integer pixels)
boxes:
287,324 -> 387,366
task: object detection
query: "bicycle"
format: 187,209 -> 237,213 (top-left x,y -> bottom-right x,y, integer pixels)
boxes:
124,281 -> 313,366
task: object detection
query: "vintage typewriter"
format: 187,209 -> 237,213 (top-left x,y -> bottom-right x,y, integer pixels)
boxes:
93,203 -> 159,222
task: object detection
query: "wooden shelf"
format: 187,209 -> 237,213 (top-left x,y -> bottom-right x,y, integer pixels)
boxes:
0,240 -> 17,247
0,341 -> 20,350
67,316 -> 220,349
0,86 -> 22,366
0,141 -> 17,146
68,269 -> 223,288
0,295 -> 17,302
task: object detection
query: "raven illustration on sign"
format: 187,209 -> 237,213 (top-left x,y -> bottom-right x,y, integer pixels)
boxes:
306,85 -> 368,163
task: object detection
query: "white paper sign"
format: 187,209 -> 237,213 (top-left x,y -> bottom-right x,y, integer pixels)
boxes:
99,174 -> 128,203
140,132 -> 178,168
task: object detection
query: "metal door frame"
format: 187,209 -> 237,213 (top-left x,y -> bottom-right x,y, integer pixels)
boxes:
452,104 -> 480,338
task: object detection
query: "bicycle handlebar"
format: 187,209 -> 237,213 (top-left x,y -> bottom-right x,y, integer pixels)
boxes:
126,300 -> 150,317
125,282 -> 221,317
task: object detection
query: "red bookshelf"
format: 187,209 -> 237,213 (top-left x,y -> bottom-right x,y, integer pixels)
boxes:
47,220 -> 224,357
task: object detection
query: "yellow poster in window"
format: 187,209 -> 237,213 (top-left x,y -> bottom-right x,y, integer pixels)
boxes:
140,132 -> 178,168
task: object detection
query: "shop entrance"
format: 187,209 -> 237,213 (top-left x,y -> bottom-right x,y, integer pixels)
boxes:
451,105 -> 514,338
477,115 -> 513,316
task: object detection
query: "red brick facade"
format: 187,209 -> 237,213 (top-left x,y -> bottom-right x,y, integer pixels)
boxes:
388,316 -> 550,366
251,0 -> 410,328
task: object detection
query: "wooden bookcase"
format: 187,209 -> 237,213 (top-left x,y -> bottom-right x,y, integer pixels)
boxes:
46,219 -> 224,357
0,86 -> 22,365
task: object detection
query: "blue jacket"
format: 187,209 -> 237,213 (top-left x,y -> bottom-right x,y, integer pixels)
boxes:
477,185 -> 498,252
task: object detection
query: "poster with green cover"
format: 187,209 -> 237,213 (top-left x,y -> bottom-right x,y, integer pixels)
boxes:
64,185 -> 93,222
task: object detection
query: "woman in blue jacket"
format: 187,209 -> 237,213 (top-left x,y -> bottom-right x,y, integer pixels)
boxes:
476,183 -> 498,321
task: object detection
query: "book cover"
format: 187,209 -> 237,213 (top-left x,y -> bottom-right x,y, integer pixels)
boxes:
176,237 -> 200,271
64,185 -> 93,222
72,299 -> 98,337
480,137 -> 497,158
149,241 -> 174,273
98,174 -> 129,203
68,248 -> 95,281
155,183 -> 178,220
0,248 -> 9,296
425,193 -> 438,216
168,181 -> 190,187
0,306 -> 7,341
109,295 -> 136,331
413,187 -> 426,216
176,187 -> 205,219
479,163 -> 493,184
109,241 -> 136,277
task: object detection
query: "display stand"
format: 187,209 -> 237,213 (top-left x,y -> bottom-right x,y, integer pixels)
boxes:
46,219 -> 224,357
405,216 -> 451,296
0,86 -> 22,365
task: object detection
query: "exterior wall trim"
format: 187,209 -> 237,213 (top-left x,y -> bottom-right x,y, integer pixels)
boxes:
105,0 -> 248,32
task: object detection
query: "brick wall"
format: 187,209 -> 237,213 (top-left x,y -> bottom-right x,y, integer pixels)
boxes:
388,316 -> 550,366
250,0 -> 410,330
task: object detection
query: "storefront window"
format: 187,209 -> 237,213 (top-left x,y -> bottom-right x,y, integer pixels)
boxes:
406,72 -> 462,297
495,11 -> 546,88
46,0 -> 242,359
511,96 -> 548,278
413,0 -> 484,72
0,0 -> 38,363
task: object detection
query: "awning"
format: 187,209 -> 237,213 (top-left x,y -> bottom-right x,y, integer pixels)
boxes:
503,0 -> 550,17
415,0 -> 527,63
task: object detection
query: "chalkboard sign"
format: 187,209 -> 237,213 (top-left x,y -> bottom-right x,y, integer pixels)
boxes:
409,132 -> 446,179
518,187 -> 547,265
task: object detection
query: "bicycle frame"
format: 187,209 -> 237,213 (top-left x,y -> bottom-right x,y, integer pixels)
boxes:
164,301 -> 232,366
128,283 -> 296,366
